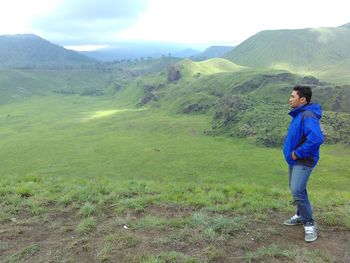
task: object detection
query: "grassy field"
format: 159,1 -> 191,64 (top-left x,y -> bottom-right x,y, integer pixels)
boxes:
0,95 -> 349,262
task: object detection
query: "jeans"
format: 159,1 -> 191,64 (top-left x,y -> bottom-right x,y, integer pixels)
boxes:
288,165 -> 314,224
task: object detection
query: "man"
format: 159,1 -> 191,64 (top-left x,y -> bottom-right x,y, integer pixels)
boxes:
283,85 -> 324,242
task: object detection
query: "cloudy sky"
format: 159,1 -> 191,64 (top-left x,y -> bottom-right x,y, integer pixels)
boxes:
0,0 -> 349,50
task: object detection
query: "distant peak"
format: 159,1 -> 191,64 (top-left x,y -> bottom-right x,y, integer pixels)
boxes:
207,45 -> 233,48
339,22 -> 350,28
0,34 -> 43,40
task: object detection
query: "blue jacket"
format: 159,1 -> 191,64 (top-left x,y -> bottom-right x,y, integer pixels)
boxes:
283,103 -> 324,167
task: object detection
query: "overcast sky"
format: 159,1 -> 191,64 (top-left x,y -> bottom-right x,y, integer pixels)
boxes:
0,0 -> 349,50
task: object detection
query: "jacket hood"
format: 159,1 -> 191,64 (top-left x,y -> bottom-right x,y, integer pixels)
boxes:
289,103 -> 322,119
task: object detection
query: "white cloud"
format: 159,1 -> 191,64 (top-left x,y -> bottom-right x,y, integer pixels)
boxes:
116,0 -> 350,45
0,0 -> 349,46
29,0 -> 149,45
64,44 -> 110,51
0,0 -> 61,34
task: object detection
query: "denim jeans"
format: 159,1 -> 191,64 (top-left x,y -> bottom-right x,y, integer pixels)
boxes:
288,165 -> 314,224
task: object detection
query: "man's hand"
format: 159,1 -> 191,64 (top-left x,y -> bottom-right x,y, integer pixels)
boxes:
291,151 -> 298,160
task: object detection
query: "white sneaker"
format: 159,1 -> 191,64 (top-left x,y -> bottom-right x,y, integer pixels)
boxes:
304,222 -> 317,242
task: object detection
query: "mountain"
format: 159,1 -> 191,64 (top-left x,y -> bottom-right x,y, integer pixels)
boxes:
340,22 -> 350,29
81,43 -> 200,61
0,34 -> 96,68
172,48 -> 201,58
224,26 -> 350,83
192,46 -> 234,60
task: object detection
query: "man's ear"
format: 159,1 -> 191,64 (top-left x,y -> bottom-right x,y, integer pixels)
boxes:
300,97 -> 306,103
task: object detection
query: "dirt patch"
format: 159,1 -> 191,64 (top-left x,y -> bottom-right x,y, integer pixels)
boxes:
1,206 -> 349,262
267,213 -> 350,262
0,210 -> 96,262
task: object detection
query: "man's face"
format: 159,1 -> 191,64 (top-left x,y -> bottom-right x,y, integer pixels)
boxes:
289,90 -> 306,109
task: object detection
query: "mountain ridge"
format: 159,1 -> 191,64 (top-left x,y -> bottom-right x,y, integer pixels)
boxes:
0,34 -> 96,68
340,22 -> 350,28
224,26 -> 350,83
192,46 -> 234,61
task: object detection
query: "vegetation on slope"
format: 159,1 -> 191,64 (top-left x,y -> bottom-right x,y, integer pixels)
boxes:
224,27 -> 350,84
0,34 -> 96,69
129,59 -> 350,146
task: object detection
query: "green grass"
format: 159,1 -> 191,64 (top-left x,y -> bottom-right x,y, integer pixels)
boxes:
0,95 -> 349,227
0,94 -> 348,262
178,58 -> 247,78
318,58 -> 350,84
244,244 -> 335,263
190,211 -> 248,241
97,233 -> 139,262
78,202 -> 97,218
136,251 -> 196,263
0,95 -> 284,184
76,217 -> 97,235
5,244 -> 40,263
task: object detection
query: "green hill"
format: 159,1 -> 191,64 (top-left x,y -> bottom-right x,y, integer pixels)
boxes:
192,46 -> 234,60
0,34 -> 96,69
137,59 -> 349,113
128,58 -> 350,145
0,56 -> 349,145
318,58 -> 350,84
0,68 -> 128,105
0,57 -> 184,105
176,58 -> 247,78
224,26 -> 350,84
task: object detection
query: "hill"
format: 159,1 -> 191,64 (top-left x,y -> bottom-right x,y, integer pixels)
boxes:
176,58 -> 247,78
0,55 -> 349,146
318,58 -> 350,84
0,34 -> 96,68
173,48 -> 201,58
130,58 -> 350,145
0,57 -> 183,105
192,45 -> 234,61
340,22 -> 350,29
81,43 -> 200,61
224,27 -> 350,83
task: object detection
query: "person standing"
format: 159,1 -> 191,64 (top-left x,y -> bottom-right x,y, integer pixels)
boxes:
283,85 -> 324,242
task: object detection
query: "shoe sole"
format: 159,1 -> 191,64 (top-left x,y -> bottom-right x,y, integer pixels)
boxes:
305,236 -> 318,242
283,222 -> 303,226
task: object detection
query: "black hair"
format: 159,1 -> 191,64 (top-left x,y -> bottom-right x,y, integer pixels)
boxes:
293,85 -> 312,104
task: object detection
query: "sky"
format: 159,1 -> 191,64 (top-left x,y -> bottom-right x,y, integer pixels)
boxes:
0,0 -> 349,50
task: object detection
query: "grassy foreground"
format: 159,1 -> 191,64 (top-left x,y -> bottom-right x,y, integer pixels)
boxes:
0,95 -> 349,262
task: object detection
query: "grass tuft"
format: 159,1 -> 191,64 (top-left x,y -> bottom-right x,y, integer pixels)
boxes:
191,211 -> 247,239
134,251 -> 196,263
76,217 -> 97,235
78,202 -> 97,218
97,233 -> 139,262
244,244 -> 335,263
5,244 -> 40,263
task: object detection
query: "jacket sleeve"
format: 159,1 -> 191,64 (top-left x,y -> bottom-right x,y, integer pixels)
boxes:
294,116 -> 323,159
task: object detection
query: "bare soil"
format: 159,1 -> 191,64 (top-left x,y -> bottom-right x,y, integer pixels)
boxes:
1,205 -> 349,263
